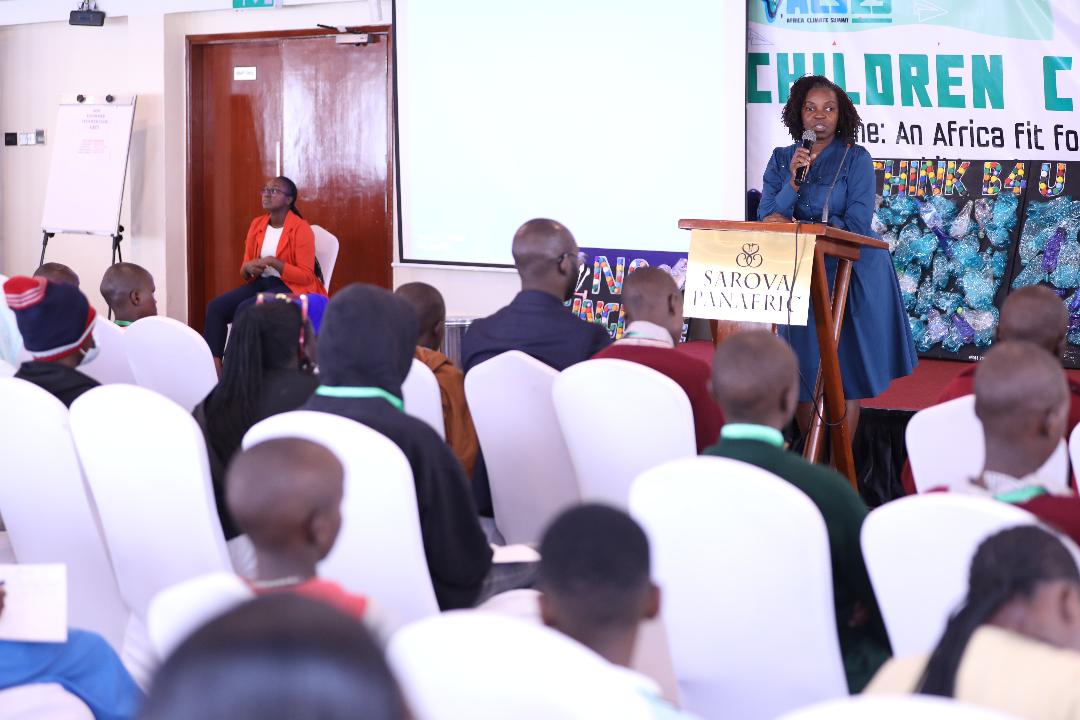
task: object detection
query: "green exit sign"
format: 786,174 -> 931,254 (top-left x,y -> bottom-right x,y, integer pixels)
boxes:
233,0 -> 281,8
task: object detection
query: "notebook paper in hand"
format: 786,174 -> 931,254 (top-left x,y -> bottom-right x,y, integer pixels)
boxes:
0,564 -> 67,643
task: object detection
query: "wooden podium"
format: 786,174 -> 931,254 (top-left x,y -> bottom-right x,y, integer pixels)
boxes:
679,219 -> 889,489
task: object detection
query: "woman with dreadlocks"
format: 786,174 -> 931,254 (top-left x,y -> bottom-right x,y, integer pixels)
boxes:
758,74 -> 916,440
867,525 -> 1080,718
194,297 -> 318,539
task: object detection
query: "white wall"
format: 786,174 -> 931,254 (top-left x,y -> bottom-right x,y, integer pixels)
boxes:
0,0 -> 568,320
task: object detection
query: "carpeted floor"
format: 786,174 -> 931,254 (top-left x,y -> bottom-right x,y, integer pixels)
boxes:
862,358 -> 1080,412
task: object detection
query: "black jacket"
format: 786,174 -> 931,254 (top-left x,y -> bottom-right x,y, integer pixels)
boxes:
302,284 -> 493,610
16,361 -> 99,408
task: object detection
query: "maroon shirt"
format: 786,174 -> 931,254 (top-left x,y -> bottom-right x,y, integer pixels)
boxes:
593,343 -> 724,452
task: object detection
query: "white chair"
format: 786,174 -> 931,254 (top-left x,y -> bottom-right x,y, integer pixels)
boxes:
465,351 -> 580,545
861,493 -> 1038,657
402,358 -> 446,439
311,224 -> 340,289
0,357 -> 14,377
78,316 -> 136,385
476,588 -> 681,707
0,378 -> 129,651
1069,423 -> 1080,487
124,316 -> 217,412
68,385 -> 233,623
554,358 -> 696,508
630,456 -> 848,720
907,395 -> 1069,493
147,572 -> 253,660
388,612 -> 653,720
778,695 -> 1021,720
0,684 -> 94,720
243,411 -> 440,624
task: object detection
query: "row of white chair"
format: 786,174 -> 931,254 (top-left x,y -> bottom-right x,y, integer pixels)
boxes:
137,452 -> 1036,720
465,350 -> 697,544
629,459 -> 1044,719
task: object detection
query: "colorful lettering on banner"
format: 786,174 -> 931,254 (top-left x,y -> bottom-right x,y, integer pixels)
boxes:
1039,162 -> 1067,197
924,160 -> 943,197
897,161 -> 910,196
1003,162 -> 1026,195
982,162 -> 1002,195
906,160 -> 920,196
943,161 -> 970,196
877,161 -> 902,198
590,256 -> 627,295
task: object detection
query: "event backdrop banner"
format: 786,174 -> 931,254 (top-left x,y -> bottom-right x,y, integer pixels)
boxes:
871,158 -> 1025,361
747,1 -> 1076,181
570,247 -> 689,340
748,0 -> 1080,364
1009,161 -> 1080,368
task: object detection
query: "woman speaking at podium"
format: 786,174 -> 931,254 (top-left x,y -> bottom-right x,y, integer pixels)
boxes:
203,176 -> 327,366
758,75 -> 916,437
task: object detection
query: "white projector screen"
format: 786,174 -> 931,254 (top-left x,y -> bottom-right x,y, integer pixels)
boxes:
394,0 -> 747,265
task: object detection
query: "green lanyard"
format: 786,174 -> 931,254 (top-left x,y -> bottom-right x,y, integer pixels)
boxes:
115,320 -> 133,327
315,385 -> 404,411
994,485 -> 1048,504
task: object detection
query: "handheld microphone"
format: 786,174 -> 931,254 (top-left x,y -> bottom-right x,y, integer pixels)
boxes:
793,129 -> 816,185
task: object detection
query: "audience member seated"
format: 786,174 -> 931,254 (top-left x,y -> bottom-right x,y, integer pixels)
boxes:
395,281 -> 480,476
227,437 -> 392,637
4,276 -> 99,407
193,298 -> 318,539
0,583 -> 142,720
301,283 -> 535,610
948,341 -> 1080,544
902,285 -> 1080,494
33,262 -> 80,288
139,594 -> 409,720
99,262 -> 158,326
538,504 -> 695,719
867,525 -> 1080,718
461,218 -> 611,372
0,272 -> 20,366
203,176 -> 327,367
703,330 -> 889,691
593,267 -> 723,452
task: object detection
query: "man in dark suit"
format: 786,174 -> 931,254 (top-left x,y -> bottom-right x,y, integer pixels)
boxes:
461,218 -> 611,373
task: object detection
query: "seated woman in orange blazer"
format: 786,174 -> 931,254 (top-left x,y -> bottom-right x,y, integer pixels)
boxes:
203,176 -> 327,362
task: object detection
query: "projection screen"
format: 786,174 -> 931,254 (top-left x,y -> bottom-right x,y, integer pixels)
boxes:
394,0 -> 747,265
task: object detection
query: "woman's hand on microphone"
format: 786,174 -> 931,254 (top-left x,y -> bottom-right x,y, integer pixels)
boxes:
789,147 -> 817,190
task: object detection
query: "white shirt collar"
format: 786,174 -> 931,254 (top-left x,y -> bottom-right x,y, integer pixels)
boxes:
618,320 -> 675,348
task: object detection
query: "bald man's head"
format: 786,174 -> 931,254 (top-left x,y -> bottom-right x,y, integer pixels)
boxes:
621,267 -> 684,343
226,438 -> 344,564
998,285 -> 1068,358
394,282 -> 446,351
100,262 -> 157,323
511,218 -> 579,300
975,341 -> 1069,472
34,262 -> 79,288
711,331 -> 799,428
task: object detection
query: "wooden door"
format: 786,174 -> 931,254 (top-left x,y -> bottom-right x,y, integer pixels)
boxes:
187,30 -> 393,331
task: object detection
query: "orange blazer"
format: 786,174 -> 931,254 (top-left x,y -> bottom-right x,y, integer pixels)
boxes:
242,211 -> 327,296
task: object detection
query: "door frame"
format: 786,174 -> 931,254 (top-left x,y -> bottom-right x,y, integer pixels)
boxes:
185,25 -> 394,325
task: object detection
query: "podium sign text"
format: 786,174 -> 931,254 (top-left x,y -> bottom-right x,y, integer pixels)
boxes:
685,229 -> 815,326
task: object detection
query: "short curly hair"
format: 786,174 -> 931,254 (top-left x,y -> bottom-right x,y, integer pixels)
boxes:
781,75 -> 861,145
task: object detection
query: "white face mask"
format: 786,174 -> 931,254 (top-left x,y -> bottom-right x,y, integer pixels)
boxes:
79,340 -> 100,366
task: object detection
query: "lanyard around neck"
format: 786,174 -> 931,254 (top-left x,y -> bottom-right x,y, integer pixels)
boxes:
315,385 -> 404,411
